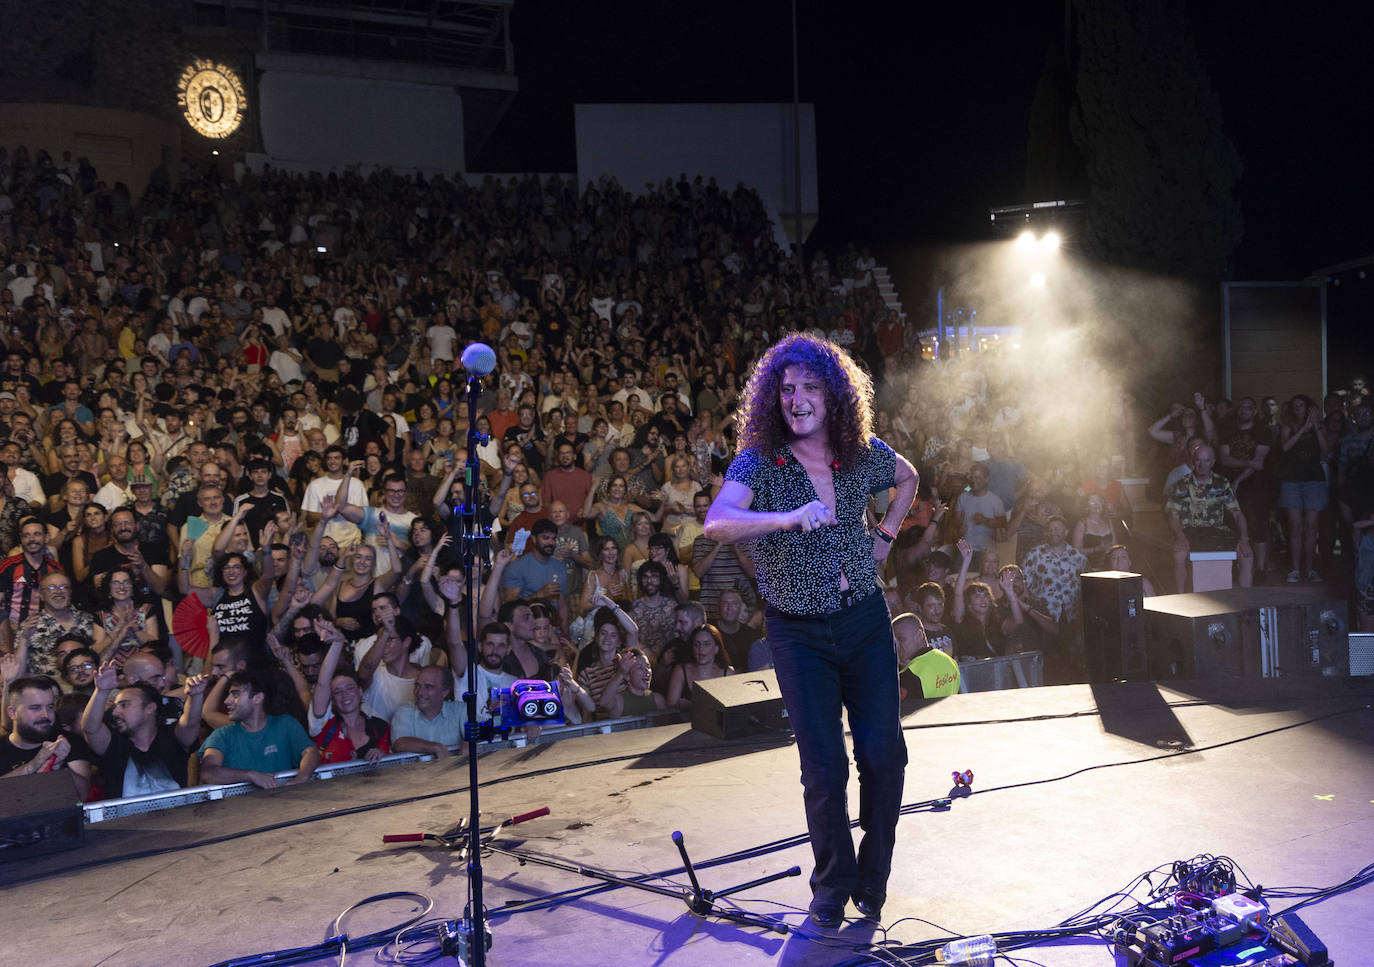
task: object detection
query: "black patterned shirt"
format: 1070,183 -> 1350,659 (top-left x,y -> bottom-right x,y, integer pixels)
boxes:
723,437 -> 897,616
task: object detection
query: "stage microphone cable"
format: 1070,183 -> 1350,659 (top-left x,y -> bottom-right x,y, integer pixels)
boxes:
202,891 -> 434,967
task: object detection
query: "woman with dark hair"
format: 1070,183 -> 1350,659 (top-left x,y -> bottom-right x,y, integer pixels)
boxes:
1277,394 -> 1331,583
646,532 -> 690,604
579,535 -> 629,614
575,585 -> 640,712
951,541 -> 1023,659
91,569 -> 161,667
424,417 -> 459,472
208,550 -> 275,645
288,450 -> 324,500
69,498 -> 113,585
703,332 -> 917,927
408,400 -> 438,453
432,378 -> 457,420
312,668 -> 391,764
1071,493 -> 1120,571
581,474 -> 635,549
666,623 -> 732,711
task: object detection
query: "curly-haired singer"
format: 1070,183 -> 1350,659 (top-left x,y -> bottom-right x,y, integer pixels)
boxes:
704,333 -> 917,928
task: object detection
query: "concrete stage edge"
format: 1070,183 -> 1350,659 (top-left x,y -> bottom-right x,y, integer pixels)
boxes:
4,678 -> 1372,967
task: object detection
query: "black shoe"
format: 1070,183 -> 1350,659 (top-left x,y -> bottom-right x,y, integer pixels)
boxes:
808,900 -> 845,929
852,891 -> 884,921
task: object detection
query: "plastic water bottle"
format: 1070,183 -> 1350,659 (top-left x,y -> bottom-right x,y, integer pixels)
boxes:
936,934 -> 997,966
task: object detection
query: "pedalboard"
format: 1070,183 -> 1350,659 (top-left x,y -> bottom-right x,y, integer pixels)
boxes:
1115,901 -> 1333,967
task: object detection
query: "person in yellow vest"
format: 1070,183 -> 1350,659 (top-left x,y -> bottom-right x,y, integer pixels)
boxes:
894,612 -> 960,699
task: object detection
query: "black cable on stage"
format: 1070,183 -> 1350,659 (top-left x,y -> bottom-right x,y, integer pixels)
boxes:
202,891 -> 434,967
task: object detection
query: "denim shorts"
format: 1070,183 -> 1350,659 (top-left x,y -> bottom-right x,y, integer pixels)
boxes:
1278,480 -> 1328,512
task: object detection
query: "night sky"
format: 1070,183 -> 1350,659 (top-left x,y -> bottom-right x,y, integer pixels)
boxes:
476,1 -> 1374,284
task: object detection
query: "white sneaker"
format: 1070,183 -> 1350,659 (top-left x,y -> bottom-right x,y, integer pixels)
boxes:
1286,570 -> 1300,583
1307,570 -> 1322,583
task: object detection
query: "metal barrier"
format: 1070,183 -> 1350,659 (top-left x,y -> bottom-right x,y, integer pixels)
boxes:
83,709 -> 686,824
959,651 -> 1044,692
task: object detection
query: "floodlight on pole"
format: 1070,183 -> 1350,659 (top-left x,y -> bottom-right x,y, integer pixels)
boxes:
1040,231 -> 1060,251
1016,230 -> 1036,251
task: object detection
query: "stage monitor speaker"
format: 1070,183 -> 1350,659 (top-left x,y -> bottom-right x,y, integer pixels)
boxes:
0,770 -> 84,863
690,670 -> 788,739
1080,570 -> 1147,682
1143,587 -> 1348,680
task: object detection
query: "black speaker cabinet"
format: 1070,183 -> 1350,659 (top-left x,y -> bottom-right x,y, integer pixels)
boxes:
690,670 -> 788,739
1144,587 -> 1349,681
1080,570 -> 1147,682
0,770 -> 84,863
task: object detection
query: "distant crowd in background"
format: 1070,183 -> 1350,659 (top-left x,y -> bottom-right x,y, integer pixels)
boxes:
1,144 -> 1371,803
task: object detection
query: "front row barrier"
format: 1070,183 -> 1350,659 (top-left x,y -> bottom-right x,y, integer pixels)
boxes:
83,708 -> 685,824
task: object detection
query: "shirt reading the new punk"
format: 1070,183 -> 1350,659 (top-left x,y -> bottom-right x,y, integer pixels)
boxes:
723,437 -> 897,616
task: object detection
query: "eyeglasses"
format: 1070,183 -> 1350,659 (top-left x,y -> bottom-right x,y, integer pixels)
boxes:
44,584 -> 71,592
67,661 -> 96,671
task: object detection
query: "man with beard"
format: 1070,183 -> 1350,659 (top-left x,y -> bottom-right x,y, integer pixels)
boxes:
445,618 -> 539,741
499,520 -> 569,632
629,561 -> 677,661
79,662 -> 208,798
0,519 -> 65,643
89,507 -> 173,601
1,675 -> 94,798
58,644 -> 100,697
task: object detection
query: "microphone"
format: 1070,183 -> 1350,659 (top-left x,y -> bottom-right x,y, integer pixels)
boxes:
460,342 -> 497,377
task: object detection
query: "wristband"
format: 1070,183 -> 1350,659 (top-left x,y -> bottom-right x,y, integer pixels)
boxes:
874,524 -> 897,544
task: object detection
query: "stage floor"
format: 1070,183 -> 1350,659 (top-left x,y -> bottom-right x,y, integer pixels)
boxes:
4,678 -> 1372,967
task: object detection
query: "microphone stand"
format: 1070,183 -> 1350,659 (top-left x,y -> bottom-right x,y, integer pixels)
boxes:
455,369 -> 492,966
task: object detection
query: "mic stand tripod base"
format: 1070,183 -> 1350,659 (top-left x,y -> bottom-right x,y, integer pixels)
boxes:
487,830 -> 801,936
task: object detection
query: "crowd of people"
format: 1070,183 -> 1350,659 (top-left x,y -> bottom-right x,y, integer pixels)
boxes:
1,143 -> 1369,804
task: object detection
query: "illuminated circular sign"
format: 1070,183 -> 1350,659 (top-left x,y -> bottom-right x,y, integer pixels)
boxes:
177,60 -> 246,139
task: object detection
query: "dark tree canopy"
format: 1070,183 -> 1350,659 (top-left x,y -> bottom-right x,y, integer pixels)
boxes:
1067,0 -> 1243,279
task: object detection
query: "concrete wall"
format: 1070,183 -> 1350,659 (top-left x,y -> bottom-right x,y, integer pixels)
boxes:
574,103 -> 818,242
0,103 -> 182,196
1223,282 -> 1326,403
256,55 -> 467,175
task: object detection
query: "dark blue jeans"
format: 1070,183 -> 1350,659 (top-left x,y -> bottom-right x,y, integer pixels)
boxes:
765,591 -> 907,907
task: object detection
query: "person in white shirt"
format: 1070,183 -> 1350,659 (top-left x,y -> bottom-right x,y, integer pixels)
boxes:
93,454 -> 135,511
260,295 -> 291,337
427,321 -> 458,362
301,448 -> 367,548
2,438 -> 45,508
268,332 -> 305,385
